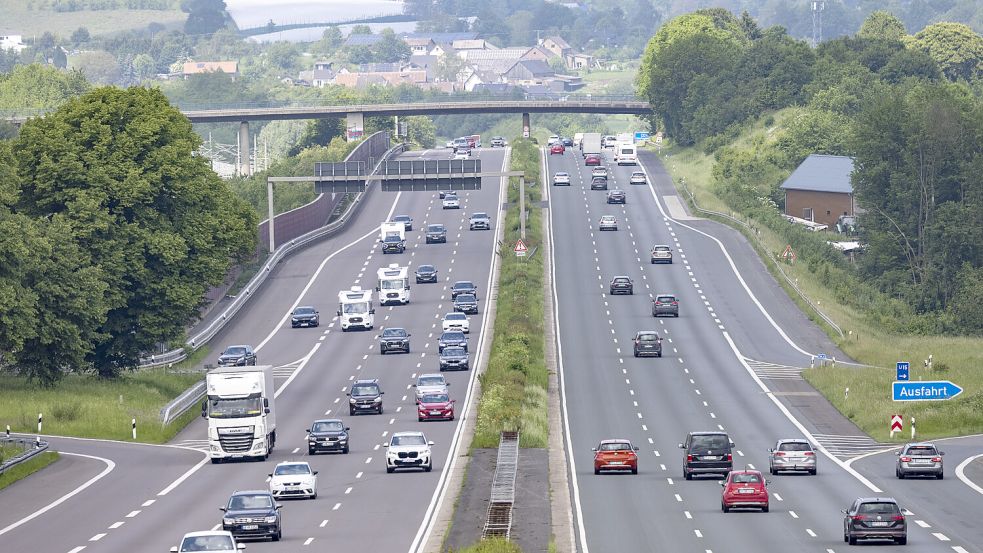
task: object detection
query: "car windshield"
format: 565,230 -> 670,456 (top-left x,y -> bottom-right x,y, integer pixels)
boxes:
274,463 -> 311,476
382,328 -> 407,337
312,421 -> 344,432
445,194 -> 458,199
456,294 -> 476,302
380,279 -> 404,290
351,385 -> 379,396
473,213 -> 488,219
422,394 -> 449,403
418,265 -> 435,272
181,535 -> 235,552
779,442 -> 812,452
445,313 -> 465,320
229,494 -> 273,511
418,376 -> 445,387
342,302 -> 370,314
656,296 -> 675,303
906,446 -> 937,455
858,502 -> 900,514
601,217 -> 615,221
690,435 -> 729,451
453,282 -> 474,289
222,347 -> 247,356
637,334 -> 658,342
294,307 -> 315,315
394,216 -> 410,222
654,246 -> 670,252
632,172 -> 644,178
731,473 -> 762,484
207,396 -> 262,419
428,225 -> 444,232
442,332 -> 464,341
599,442 -> 632,451
442,347 -> 466,356
392,435 -> 427,446
556,172 -> 568,177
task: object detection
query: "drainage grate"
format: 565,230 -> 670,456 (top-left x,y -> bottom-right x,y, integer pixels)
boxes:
481,431 -> 519,540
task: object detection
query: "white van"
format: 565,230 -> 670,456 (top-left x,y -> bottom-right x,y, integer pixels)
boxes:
615,143 -> 638,166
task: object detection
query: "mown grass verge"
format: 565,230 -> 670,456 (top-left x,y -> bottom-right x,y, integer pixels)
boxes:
0,450 -> 59,492
660,112 -> 983,442
0,367 -> 203,443
449,537 -> 523,553
471,138 -> 549,449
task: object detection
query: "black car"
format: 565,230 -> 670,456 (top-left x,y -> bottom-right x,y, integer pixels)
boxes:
425,224 -> 447,244
652,294 -> 679,317
450,280 -> 478,299
307,418 -> 350,454
217,345 -> 257,367
438,331 -> 468,353
348,379 -> 384,415
679,431 -> 734,480
379,327 -> 411,354
392,215 -> 413,231
221,490 -> 282,541
591,177 -> 608,190
453,293 -> 478,314
438,346 -> 469,371
632,331 -> 662,357
415,264 -> 439,283
609,276 -> 634,295
606,189 -> 626,204
290,306 -> 319,328
382,235 -> 405,254
842,497 -> 907,545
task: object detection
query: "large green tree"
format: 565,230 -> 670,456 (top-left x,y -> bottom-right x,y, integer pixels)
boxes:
0,64 -> 90,109
183,0 -> 229,36
858,11 -> 907,41
13,87 -> 257,376
907,22 -> 983,82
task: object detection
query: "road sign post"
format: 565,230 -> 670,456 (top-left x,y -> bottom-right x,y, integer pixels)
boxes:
890,414 -> 902,438
896,362 -> 910,381
780,244 -> 796,264
892,380 -> 963,402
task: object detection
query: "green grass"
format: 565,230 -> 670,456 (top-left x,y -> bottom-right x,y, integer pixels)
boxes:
0,369 -> 203,443
0,450 -> 59,492
449,538 -> 523,553
471,138 -> 549,449
660,111 -> 983,442
577,67 -> 638,96
0,1 -> 186,37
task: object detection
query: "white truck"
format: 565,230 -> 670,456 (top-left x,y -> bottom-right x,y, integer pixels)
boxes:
573,132 -> 584,148
614,142 -> 638,165
379,222 -> 406,254
581,133 -> 602,158
202,365 -> 276,463
377,263 -> 410,305
338,286 -> 374,331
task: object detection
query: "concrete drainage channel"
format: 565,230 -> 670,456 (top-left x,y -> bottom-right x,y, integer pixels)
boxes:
482,431 -> 520,539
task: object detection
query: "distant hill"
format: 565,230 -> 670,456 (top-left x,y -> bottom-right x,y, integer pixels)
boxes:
0,1 -> 186,38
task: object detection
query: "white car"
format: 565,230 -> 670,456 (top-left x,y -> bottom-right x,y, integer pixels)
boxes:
442,312 -> 470,334
553,172 -> 571,186
385,431 -> 434,473
268,461 -> 318,500
442,194 -> 460,209
548,134 -> 559,145
453,148 -> 470,160
414,373 -> 449,402
629,171 -> 647,185
599,215 -> 618,231
591,166 -> 608,179
171,531 -> 244,552
445,140 -> 455,149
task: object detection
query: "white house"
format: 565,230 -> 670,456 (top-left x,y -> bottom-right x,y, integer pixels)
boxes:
0,35 -> 27,52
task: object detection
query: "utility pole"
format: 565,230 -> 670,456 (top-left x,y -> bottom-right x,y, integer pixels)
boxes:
811,1 -> 825,47
519,177 -> 526,241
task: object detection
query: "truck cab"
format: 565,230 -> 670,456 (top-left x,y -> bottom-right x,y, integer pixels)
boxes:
202,365 -> 276,463
338,286 -> 374,331
376,263 -> 410,305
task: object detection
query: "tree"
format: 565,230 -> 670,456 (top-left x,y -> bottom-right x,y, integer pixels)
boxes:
858,11 -> 907,42
311,27 -> 343,58
184,0 -> 228,36
12,87 -> 257,376
908,22 -> 983,82
70,26 -> 91,46
289,118 -> 345,156
69,51 -> 121,85
133,53 -> 157,81
0,64 -> 90,109
405,115 -> 436,148
436,51 -> 467,82
373,29 -> 411,64
266,41 -> 299,71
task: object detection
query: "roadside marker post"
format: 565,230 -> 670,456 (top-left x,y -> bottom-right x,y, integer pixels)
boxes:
132,418 -> 137,440
37,413 -> 42,434
890,414 -> 903,438
911,417 -> 916,440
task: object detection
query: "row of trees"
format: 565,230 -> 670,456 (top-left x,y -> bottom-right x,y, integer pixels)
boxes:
0,87 -> 257,384
639,9 -> 983,334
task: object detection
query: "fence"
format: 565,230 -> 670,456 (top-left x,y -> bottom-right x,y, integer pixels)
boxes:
481,431 -> 520,540
0,437 -> 50,475
155,140 -> 408,424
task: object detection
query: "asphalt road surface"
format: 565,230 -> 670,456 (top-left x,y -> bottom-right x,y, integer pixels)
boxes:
545,145 -> 981,553
2,146 -> 508,553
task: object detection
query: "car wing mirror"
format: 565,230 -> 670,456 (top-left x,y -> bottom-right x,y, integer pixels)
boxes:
428,441 -> 435,446
170,547 -> 179,553
940,452 -> 946,456
219,507 -> 227,512
840,509 -> 847,514
275,504 -> 282,510
345,427 -> 350,431
336,310 -> 342,316
678,443 -> 684,449
729,441 -> 736,447
237,544 -> 246,550
634,446 -> 640,451
375,287 -> 380,291
591,447 -> 597,452
369,309 -> 376,314
305,429 -> 311,433
313,471 -> 319,475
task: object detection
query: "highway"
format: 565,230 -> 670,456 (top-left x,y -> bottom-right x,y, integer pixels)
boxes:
545,146 -> 981,553
1,146 -> 508,553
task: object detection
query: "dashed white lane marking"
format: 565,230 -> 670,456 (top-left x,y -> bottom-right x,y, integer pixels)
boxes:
789,510 -> 798,519
68,548 -> 86,553
805,529 -> 816,537
125,510 -> 140,518
109,522 -> 124,529
320,520 -> 328,528
915,520 -> 930,528
345,487 -> 353,494
89,534 -> 106,542
356,472 -> 363,479
773,493 -> 783,501
952,547 -> 970,553
292,447 -> 300,454
141,500 -> 155,507
365,457 -> 373,463
694,530 -> 703,538
332,503 -> 342,511
933,533 -> 950,541
304,538 -> 314,546
674,494 -> 682,502
684,511 -> 692,519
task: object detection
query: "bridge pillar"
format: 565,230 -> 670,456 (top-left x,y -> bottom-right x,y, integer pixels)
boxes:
237,121 -> 252,176
346,112 -> 365,142
522,113 -> 530,138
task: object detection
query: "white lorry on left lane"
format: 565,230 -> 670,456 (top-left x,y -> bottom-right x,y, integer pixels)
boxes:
203,365 -> 276,463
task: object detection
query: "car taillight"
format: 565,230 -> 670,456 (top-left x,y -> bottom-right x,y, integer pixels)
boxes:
900,456 -> 911,462
931,456 -> 942,462
893,515 -> 905,521
687,454 -> 693,462
672,301 -> 678,305
803,451 -> 814,456
775,452 -> 786,456
851,515 -> 865,521
726,453 -> 732,461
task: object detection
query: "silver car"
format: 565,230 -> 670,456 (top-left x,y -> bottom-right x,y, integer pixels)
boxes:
768,439 -> 817,475
896,442 -> 944,479
598,215 -> 618,231
591,167 -> 608,179
629,171 -> 646,185
553,172 -> 571,186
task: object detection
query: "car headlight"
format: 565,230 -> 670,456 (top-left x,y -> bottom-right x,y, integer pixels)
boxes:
223,518 -> 235,525
264,516 -> 278,523
291,317 -> 299,321
349,398 -> 357,404
373,397 -> 382,403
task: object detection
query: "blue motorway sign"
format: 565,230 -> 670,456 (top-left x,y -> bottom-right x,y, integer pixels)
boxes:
634,131 -> 650,142
816,353 -> 828,359
892,380 -> 963,402
896,362 -> 910,381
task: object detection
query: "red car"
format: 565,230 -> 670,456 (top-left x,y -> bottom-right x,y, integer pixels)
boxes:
585,153 -> 602,166
593,439 -> 639,474
417,392 -> 455,421
550,143 -> 565,155
720,470 -> 770,512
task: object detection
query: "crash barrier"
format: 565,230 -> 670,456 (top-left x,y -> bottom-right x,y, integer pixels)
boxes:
0,436 -> 50,475
155,140 -> 408,423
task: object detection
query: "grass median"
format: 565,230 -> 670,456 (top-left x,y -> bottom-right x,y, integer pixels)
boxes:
0,449 -> 59,492
471,138 -> 549,450
0,349 -> 208,444
660,114 -> 983,442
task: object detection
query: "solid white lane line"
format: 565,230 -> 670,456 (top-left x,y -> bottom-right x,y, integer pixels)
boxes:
955,453 -> 983,495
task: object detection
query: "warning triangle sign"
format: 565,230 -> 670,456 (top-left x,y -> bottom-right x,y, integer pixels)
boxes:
514,239 -> 528,253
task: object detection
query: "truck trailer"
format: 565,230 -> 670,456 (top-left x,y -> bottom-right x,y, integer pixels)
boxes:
580,133 -> 602,158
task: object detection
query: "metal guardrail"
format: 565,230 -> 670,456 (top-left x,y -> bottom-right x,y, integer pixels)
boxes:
154,141 -> 408,423
672,169 -> 844,338
482,431 -> 519,540
0,437 -> 50,475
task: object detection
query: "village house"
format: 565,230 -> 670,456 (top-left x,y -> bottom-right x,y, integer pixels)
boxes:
182,61 -> 239,80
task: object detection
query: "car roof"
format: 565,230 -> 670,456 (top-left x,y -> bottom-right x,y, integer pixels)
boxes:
392,430 -> 426,437
856,497 -> 899,503
728,469 -> 763,476
453,280 -> 475,285
777,438 -> 810,443
313,418 -> 343,424
231,489 -> 272,496
444,312 -> 466,317
182,531 -> 235,538
653,244 -> 671,248
599,438 -> 632,444
904,442 -> 936,447
613,275 -> 631,279
555,171 -> 568,175
275,460 -> 310,467
418,264 -> 435,268
472,212 -> 488,216
353,378 -> 379,385
688,431 -> 729,436
609,188 -> 624,192
419,373 -> 444,379
600,215 -> 616,219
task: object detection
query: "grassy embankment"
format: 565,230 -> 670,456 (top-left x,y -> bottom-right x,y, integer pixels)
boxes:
0,346 -> 210,443
0,447 -> 59,492
0,1 -> 186,36
661,109 -> 983,441
470,138 -> 549,449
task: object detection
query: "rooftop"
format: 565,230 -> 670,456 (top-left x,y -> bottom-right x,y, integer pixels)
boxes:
780,154 -> 855,194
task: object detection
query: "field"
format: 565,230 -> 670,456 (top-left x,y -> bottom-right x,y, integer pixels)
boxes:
0,1 -> 186,37
660,112 -> 983,442
577,67 -> 638,96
